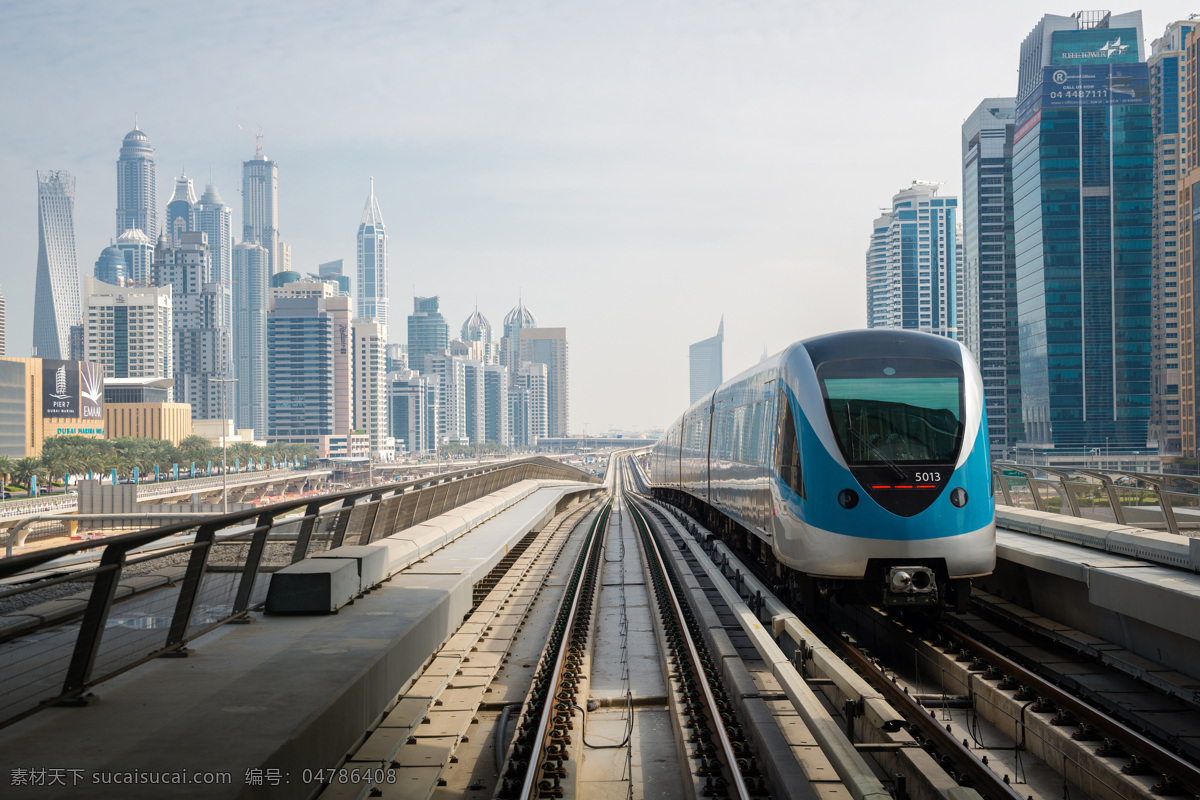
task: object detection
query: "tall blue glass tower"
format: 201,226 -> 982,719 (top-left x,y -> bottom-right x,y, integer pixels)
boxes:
1014,11 -> 1153,453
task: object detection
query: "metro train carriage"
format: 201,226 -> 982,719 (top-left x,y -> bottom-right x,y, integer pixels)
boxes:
649,329 -> 995,612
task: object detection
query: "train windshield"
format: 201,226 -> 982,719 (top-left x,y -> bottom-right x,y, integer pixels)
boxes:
818,357 -> 963,465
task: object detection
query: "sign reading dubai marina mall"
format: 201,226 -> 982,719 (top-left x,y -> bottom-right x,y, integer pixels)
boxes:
42,359 -> 105,426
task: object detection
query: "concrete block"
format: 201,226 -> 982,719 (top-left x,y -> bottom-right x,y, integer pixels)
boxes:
265,558 -> 360,614
315,544 -> 389,590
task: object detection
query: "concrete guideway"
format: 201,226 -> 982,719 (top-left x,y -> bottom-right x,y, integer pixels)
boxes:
0,479 -> 599,799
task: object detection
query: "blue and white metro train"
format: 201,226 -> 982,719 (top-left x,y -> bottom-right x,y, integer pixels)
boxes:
649,329 -> 995,610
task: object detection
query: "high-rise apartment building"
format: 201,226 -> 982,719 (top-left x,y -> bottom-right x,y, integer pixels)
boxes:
962,98 -> 1023,454
424,351 -> 467,445
94,244 -> 126,286
195,183 -> 233,287
0,284 -> 6,356
389,369 -> 432,453
484,363 -> 510,446
268,297 -> 335,445
353,318 -> 389,456
688,318 -> 723,404
501,299 -> 537,378
82,276 -> 172,386
116,125 -> 156,240
357,182 -> 388,328
243,148 -> 280,273
1014,11 -> 1152,452
233,241 -> 270,436
153,232 -> 233,421
513,362 -> 548,445
166,173 -> 197,248
518,327 -> 569,438
385,343 -> 407,372
408,296 -> 449,373
462,307 -> 499,365
116,228 -> 154,286
1179,28 -> 1200,456
33,171 -> 82,360
463,360 -> 486,445
865,182 -> 961,339
1148,22 -> 1195,456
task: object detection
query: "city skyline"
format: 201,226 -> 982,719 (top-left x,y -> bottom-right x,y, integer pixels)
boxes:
4,1 -> 1195,432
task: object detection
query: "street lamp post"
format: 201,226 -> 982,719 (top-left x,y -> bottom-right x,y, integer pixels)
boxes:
208,377 -> 239,514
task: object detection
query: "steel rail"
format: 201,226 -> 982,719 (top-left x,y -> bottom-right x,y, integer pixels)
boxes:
944,623 -> 1200,793
626,494 -> 752,800
808,616 -> 1026,800
516,499 -> 610,800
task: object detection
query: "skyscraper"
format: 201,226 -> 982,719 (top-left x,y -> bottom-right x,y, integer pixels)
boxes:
1147,21 -> 1194,456
962,98 -> 1023,454
424,351 -> 467,445
243,147 -> 280,273
268,297 -> 335,445
513,362 -> 548,445
116,228 -> 154,285
463,359 -> 486,445
1014,11 -> 1152,452
462,306 -> 499,365
688,318 -> 724,404
33,171 -> 81,360
353,318 -> 389,456
153,231 -> 233,421
166,173 -> 197,247
116,125 -> 156,240
195,182 -> 233,287
82,276 -> 172,384
408,296 -> 449,372
317,259 -> 350,297
484,363 -> 510,445
94,244 -> 126,286
389,369 -> 431,453
501,298 -> 537,379
233,241 -> 270,436
865,182 -> 961,338
518,327 -> 569,438
357,182 -> 388,328
0,283 -> 6,357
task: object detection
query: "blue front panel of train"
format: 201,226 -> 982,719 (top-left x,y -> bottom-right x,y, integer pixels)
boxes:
790,408 -> 993,540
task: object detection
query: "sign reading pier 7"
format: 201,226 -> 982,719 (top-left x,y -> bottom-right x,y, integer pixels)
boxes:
1041,64 -> 1148,109
42,359 -> 79,417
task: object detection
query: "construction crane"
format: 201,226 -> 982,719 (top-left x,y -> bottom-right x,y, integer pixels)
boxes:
236,106 -> 264,158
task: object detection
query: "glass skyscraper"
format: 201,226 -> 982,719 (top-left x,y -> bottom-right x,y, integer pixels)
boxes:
33,171 -> 81,360
408,296 -> 449,374
116,125 -> 156,241
243,148 -> 280,274
688,317 -> 723,404
963,98 -> 1023,454
1147,21 -> 1194,456
196,183 -> 233,288
166,173 -> 196,248
1014,11 -> 1153,452
357,181 -> 389,329
233,241 -> 270,436
864,182 -> 961,339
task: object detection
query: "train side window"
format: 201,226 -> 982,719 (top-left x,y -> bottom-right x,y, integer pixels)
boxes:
774,388 -> 804,499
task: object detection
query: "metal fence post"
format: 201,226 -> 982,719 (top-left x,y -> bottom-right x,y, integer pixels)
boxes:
61,545 -> 127,696
291,501 -> 326,564
233,511 -> 276,614
164,522 -> 220,649
331,496 -> 358,549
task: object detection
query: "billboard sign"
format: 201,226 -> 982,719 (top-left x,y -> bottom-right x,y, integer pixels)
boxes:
42,359 -> 79,417
80,361 -> 104,420
42,359 -> 105,420
1041,64 -> 1148,108
1051,28 -> 1139,65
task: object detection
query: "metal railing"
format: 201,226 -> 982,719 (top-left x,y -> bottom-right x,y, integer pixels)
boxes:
992,464 -> 1200,537
0,468 -> 331,522
0,456 -> 599,729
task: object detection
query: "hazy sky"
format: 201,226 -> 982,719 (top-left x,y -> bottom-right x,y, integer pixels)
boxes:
0,1 -> 1189,433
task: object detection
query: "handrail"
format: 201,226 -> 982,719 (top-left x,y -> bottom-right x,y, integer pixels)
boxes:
0,454 -> 599,729
991,463 -> 1200,537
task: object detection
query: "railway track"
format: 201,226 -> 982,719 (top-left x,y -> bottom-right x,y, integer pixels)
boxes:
497,459 -> 771,799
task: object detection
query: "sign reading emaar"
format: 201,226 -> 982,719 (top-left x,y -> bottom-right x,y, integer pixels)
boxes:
1051,28 -> 1139,65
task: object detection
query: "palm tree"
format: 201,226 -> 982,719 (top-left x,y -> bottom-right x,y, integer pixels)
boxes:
13,457 -> 40,494
0,455 -> 15,495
